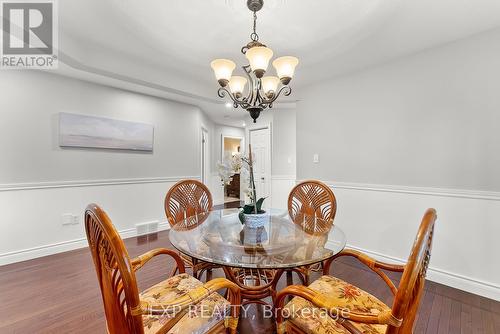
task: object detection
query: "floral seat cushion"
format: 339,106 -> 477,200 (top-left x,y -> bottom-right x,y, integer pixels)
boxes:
283,275 -> 390,334
140,273 -> 229,334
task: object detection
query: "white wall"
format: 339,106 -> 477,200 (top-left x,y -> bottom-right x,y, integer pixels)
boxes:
271,110 -> 297,177
297,28 -> 500,191
0,71 -> 209,264
0,72 -> 202,183
296,29 -> 500,300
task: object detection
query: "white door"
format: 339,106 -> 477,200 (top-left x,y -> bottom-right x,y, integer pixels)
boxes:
249,127 -> 271,206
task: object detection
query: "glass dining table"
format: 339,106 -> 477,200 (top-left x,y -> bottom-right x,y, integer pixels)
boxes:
169,208 -> 346,305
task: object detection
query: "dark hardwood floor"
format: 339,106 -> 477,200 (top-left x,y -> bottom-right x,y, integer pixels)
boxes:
1,210 -> 499,333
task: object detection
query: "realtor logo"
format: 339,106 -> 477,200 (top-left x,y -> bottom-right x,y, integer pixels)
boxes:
1,0 -> 58,69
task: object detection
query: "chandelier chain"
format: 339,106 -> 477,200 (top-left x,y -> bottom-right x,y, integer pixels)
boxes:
251,10 -> 259,41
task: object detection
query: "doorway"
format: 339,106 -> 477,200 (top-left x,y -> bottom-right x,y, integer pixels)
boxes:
222,135 -> 244,204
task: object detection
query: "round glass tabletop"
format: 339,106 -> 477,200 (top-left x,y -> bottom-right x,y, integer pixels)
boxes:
168,208 -> 346,269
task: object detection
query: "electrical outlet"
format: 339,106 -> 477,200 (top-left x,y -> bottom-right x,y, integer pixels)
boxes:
62,214 -> 73,226
62,214 -> 80,226
313,154 -> 319,163
71,215 -> 80,225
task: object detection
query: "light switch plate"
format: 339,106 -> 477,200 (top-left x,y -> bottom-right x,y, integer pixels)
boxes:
313,154 -> 319,163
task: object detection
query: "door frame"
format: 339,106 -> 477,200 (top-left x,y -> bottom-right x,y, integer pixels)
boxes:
200,126 -> 209,184
246,122 -> 273,203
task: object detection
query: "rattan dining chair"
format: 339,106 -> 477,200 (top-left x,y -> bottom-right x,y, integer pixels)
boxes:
286,180 -> 337,285
85,203 -> 240,334
275,208 -> 437,334
164,179 -> 218,280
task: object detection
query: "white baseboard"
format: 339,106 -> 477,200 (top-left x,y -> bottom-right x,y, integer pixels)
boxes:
327,242 -> 500,302
0,221 -> 171,266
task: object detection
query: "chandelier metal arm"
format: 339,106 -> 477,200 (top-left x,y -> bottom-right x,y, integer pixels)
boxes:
271,85 -> 292,101
217,87 -> 251,109
218,73 -> 292,110
260,85 -> 292,108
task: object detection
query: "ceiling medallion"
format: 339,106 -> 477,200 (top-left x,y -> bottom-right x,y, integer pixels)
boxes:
210,0 -> 299,123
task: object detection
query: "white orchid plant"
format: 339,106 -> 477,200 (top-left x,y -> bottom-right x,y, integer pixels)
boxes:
217,145 -> 266,220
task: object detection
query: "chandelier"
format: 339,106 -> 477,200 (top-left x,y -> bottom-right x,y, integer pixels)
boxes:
210,0 -> 299,123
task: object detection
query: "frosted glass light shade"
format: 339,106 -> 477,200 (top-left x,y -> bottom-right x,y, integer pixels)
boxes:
261,76 -> 280,98
210,59 -> 236,86
245,46 -> 273,78
272,56 -> 299,85
228,76 -> 247,97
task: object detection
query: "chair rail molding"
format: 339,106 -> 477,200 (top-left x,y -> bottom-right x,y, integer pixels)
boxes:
0,176 -> 201,192
297,180 -> 500,201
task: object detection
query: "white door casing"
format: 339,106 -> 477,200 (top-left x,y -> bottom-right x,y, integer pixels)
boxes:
201,127 -> 209,184
249,127 -> 271,207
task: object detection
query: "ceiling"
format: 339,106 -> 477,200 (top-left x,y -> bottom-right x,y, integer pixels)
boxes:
54,0 -> 500,126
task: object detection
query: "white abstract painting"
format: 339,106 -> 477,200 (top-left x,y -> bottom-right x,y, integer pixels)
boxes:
59,113 -> 154,151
